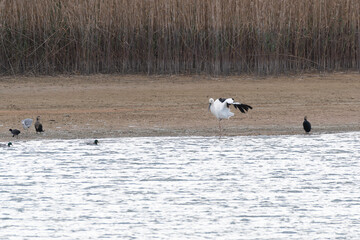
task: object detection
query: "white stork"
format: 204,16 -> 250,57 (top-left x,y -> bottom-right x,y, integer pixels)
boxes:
208,97 -> 252,135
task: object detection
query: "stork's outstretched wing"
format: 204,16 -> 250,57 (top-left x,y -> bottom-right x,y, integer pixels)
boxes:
233,103 -> 253,113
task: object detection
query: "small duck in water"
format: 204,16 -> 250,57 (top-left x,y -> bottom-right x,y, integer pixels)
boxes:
87,140 -> 99,145
0,142 -> 13,147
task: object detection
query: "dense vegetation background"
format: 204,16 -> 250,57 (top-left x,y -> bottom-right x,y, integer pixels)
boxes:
0,0 -> 359,75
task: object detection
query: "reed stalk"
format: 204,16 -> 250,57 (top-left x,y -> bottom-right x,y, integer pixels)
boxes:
0,0 -> 359,75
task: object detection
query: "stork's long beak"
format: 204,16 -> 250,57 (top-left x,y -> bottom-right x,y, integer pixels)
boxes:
208,103 -> 211,111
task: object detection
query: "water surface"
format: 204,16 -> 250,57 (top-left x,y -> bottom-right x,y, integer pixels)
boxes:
1,132 -> 360,239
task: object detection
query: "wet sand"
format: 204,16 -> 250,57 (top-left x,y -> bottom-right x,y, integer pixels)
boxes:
0,73 -> 359,141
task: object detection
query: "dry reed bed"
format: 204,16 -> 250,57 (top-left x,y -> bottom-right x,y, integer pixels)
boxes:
0,0 -> 359,75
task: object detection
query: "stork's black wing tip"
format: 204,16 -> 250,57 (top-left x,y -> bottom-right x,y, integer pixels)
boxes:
234,103 -> 252,113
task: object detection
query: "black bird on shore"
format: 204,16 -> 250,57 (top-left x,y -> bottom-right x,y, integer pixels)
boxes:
35,116 -> 44,133
9,129 -> 21,137
303,116 -> 311,133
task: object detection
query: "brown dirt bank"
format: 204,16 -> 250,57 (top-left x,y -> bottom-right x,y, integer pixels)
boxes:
0,73 -> 359,141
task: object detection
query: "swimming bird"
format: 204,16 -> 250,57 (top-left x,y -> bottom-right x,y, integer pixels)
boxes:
0,142 -> 12,147
88,139 -> 99,145
208,97 -> 252,135
21,118 -> 33,130
303,116 -> 311,133
35,116 -> 44,133
9,129 -> 21,137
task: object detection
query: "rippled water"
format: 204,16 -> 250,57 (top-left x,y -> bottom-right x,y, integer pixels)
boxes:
1,132 -> 360,239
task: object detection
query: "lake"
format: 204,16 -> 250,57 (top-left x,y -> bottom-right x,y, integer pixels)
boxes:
1,132 -> 360,239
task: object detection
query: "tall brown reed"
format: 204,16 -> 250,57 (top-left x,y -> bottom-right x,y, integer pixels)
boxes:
0,0 -> 359,75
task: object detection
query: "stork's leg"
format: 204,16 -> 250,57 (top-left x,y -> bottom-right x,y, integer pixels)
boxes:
218,120 -> 222,138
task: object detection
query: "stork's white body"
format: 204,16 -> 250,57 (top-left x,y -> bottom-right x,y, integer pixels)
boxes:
209,98 -> 235,120
208,97 -> 252,136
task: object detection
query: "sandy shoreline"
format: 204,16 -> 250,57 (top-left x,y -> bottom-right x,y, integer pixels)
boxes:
0,73 -> 359,141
